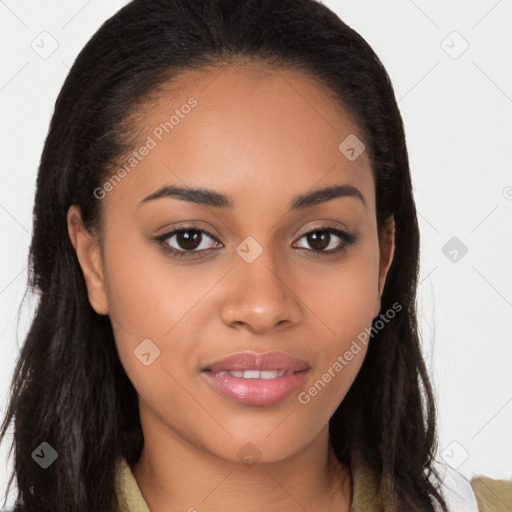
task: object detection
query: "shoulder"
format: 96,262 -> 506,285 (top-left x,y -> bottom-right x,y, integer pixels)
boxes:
470,475 -> 512,512
0,504 -> 25,512
430,462 -> 479,512
430,460 -> 511,512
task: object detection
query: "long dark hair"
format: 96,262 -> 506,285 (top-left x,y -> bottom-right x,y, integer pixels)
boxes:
0,1 -> 448,510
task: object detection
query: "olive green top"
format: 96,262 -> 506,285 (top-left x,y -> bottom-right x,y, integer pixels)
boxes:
114,453 -> 512,511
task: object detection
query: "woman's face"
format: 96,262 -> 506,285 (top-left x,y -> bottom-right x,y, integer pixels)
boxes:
68,63 -> 395,464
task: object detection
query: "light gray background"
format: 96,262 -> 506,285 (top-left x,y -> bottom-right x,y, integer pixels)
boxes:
1,0 -> 511,507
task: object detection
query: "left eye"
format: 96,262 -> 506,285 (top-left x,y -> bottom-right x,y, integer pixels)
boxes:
294,228 -> 354,253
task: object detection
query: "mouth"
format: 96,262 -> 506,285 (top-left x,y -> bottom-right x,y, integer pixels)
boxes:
200,350 -> 311,406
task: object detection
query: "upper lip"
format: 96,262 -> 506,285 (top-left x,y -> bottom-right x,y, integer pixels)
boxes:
202,350 -> 310,373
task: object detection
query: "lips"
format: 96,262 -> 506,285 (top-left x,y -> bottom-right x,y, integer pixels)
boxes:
202,350 -> 310,374
201,351 -> 310,406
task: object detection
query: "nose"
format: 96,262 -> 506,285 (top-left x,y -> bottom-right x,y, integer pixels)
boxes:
220,250 -> 302,334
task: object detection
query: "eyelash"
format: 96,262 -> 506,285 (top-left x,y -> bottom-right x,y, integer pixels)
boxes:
154,224 -> 358,260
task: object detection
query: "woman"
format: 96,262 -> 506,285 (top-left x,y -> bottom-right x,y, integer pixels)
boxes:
1,0 -> 510,511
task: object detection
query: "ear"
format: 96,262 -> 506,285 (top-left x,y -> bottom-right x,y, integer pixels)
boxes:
373,215 -> 395,318
67,205 -> 109,315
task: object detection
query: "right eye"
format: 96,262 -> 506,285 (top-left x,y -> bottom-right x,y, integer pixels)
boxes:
154,226 -> 223,259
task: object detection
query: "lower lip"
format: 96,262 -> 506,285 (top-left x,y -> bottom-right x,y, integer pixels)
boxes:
201,370 -> 309,406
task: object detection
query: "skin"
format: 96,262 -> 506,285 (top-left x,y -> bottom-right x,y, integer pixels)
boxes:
67,63 -> 395,511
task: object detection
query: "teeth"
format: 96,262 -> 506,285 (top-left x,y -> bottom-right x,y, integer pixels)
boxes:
261,370 -> 285,379
213,369 -> 290,379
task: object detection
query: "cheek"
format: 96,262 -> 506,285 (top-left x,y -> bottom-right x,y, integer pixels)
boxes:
101,230 -> 212,391
102,228 -> 194,336
303,239 -> 380,342
100,232 -> 174,380
295,240 -> 379,404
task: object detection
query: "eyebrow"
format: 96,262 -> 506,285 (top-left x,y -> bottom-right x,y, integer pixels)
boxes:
139,182 -> 366,210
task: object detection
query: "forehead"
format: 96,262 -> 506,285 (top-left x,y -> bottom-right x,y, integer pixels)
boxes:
102,63 -> 374,214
